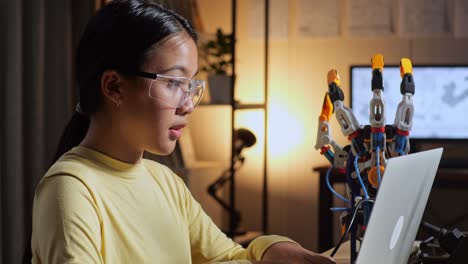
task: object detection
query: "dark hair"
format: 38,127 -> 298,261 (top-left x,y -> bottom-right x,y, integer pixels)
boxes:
52,0 -> 197,163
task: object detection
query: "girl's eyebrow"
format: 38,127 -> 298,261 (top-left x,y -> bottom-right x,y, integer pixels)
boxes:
159,65 -> 186,74
159,66 -> 199,78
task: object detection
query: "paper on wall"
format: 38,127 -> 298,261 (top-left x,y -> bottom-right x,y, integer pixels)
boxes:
398,0 -> 449,37
346,0 -> 393,36
454,0 -> 468,38
296,0 -> 340,38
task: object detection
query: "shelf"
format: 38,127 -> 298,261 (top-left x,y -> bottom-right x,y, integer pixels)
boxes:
199,103 -> 231,106
235,103 -> 266,110
195,0 -> 269,237
198,102 -> 266,110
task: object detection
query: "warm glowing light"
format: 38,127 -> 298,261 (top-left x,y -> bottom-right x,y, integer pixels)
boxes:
235,109 -> 265,159
268,104 -> 305,159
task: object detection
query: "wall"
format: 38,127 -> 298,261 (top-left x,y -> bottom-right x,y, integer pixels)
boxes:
190,0 -> 468,251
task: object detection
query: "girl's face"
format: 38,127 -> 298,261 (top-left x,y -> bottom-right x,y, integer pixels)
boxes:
119,33 -> 199,155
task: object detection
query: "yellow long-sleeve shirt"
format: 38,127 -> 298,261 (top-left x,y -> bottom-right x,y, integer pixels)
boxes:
31,146 -> 294,263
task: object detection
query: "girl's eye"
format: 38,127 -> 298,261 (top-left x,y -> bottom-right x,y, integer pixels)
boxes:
167,79 -> 182,88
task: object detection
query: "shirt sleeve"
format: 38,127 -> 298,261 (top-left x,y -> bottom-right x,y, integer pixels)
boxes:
175,177 -> 297,263
31,175 -> 103,264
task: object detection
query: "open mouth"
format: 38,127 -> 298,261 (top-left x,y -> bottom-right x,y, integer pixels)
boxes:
170,124 -> 186,130
168,124 -> 186,140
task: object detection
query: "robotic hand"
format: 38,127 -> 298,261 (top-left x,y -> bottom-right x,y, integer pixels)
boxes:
314,54 -> 416,263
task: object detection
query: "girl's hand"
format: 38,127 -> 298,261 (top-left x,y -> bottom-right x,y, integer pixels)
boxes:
260,242 -> 336,264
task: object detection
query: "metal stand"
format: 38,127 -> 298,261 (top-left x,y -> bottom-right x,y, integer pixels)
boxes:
207,155 -> 247,237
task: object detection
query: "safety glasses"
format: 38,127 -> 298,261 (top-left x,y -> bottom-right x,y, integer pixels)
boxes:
136,71 -> 205,108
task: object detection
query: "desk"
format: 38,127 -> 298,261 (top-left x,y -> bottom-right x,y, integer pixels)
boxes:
313,166 -> 468,252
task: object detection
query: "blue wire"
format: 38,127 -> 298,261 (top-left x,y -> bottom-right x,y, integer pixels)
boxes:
397,136 -> 407,156
330,207 -> 351,212
376,146 -> 381,185
354,155 -> 370,199
325,166 -> 351,204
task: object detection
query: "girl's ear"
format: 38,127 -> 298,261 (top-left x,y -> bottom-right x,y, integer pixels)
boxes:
100,70 -> 124,107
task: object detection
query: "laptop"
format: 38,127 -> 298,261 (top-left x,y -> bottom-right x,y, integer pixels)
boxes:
356,148 -> 443,264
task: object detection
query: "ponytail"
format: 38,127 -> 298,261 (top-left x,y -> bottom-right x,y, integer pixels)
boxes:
52,111 -> 90,163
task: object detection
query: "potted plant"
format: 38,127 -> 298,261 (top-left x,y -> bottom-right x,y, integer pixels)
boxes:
199,28 -> 233,104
